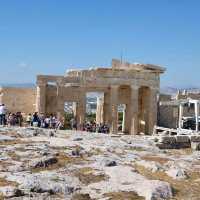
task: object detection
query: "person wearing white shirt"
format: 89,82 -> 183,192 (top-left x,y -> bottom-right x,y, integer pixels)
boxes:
0,104 -> 7,125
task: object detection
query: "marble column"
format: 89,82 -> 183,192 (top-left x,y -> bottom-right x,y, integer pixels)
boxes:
130,86 -> 139,134
0,88 -> 3,105
194,102 -> 199,132
56,83 -> 65,118
178,103 -> 183,129
110,86 -> 118,134
76,91 -> 86,129
103,92 -> 111,125
146,88 -> 158,134
72,102 -> 77,117
36,82 -> 46,114
122,105 -> 126,133
96,96 -> 104,124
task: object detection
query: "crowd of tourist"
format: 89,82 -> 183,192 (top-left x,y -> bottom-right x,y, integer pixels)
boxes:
0,104 -> 110,133
0,104 -> 63,130
83,121 -> 110,133
28,113 -> 64,130
70,118 -> 109,133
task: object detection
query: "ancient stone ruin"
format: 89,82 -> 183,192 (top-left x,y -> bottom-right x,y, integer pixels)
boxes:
36,59 -> 165,134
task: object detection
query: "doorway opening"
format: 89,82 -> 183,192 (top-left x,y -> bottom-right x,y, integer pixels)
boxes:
86,92 -> 104,124
64,101 -> 77,129
118,104 -> 126,133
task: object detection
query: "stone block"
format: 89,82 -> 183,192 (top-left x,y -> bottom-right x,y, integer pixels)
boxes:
176,142 -> 191,149
156,143 -> 176,149
159,136 -> 176,144
191,142 -> 200,151
190,135 -> 200,142
176,135 -> 190,143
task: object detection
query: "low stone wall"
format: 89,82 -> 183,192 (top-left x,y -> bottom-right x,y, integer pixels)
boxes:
155,135 -> 200,150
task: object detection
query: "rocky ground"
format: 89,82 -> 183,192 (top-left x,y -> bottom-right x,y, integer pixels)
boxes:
0,127 -> 200,199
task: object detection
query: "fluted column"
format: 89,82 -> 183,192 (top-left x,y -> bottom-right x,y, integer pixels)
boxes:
195,101 -> 199,132
103,92 -> 111,125
36,82 -> 46,114
122,105 -> 126,133
178,104 -> 183,129
0,88 -> 3,105
72,102 -> 77,117
146,88 -> 158,134
130,86 -> 139,134
96,96 -> 104,124
110,85 -> 119,134
76,91 -> 86,129
56,82 -> 65,118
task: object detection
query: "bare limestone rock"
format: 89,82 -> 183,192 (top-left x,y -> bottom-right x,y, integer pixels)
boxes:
0,186 -> 23,198
103,158 -> 117,167
0,134 -> 14,142
83,166 -> 172,200
136,160 -> 165,172
28,156 -> 58,169
166,167 -> 188,180
6,172 -> 80,196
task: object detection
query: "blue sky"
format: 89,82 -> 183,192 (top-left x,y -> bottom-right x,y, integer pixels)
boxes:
0,0 -> 200,87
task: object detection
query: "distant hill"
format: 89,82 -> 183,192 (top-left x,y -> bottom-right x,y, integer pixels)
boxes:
160,87 -> 178,95
0,83 -> 35,88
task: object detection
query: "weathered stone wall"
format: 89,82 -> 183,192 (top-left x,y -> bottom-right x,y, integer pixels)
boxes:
158,94 -> 178,128
158,105 -> 179,128
159,93 -> 172,102
158,92 -> 200,129
0,87 -> 36,114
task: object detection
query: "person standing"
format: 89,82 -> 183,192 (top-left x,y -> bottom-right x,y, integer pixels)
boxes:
26,113 -> 32,126
0,104 -> 7,126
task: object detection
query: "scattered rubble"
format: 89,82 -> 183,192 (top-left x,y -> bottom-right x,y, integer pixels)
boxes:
0,126 -> 199,199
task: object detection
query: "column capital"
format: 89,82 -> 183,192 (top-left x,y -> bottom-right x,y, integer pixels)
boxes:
150,87 -> 159,92
37,81 -> 46,87
130,85 -> 139,90
56,79 -> 65,87
110,85 -> 119,89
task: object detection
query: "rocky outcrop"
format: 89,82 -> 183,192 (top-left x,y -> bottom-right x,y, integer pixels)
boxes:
1,127 -> 200,199
28,156 -> 58,169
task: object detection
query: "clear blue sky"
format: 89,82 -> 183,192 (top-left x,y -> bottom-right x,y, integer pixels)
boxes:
0,0 -> 200,87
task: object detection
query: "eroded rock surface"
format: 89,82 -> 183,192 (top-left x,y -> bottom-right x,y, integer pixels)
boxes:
0,127 -> 199,199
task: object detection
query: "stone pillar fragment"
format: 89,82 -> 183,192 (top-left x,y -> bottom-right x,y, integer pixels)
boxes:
36,82 -> 46,114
